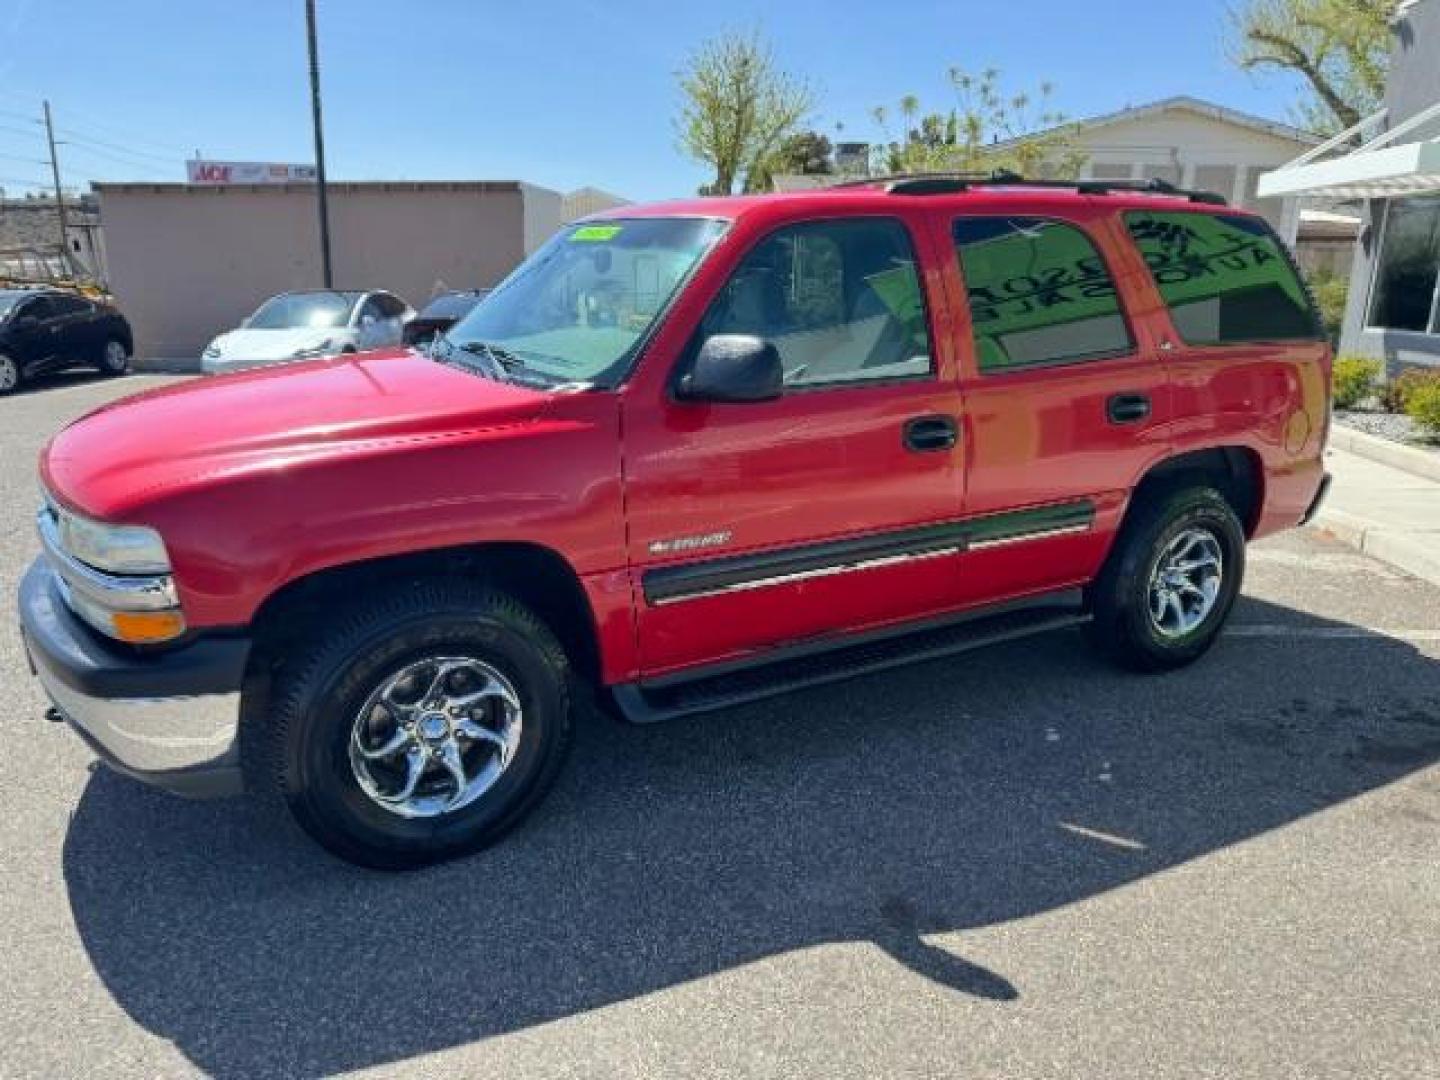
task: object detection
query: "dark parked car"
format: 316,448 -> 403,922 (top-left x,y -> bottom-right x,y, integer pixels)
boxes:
403,289 -> 490,347
0,289 -> 132,394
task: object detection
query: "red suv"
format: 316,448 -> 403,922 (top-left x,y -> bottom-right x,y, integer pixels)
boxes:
19,177 -> 1331,867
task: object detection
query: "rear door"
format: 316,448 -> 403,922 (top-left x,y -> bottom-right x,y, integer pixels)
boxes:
1120,208 -> 1330,532
48,294 -> 101,362
11,296 -> 58,369
941,203 -> 1173,604
623,213 -> 967,678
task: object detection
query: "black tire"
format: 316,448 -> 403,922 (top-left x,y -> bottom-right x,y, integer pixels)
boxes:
0,352 -> 21,395
1085,486 -> 1245,672
99,337 -> 131,376
247,579 -> 573,869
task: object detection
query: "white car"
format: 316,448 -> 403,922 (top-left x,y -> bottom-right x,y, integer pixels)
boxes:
202,289 -> 414,374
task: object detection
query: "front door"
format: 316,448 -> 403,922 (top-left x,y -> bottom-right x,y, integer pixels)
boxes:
942,206 -> 1173,605
8,296 -> 56,372
623,214 -> 966,679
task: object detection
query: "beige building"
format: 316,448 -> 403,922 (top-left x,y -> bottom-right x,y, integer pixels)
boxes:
97,180 -> 561,360
561,186 -> 629,221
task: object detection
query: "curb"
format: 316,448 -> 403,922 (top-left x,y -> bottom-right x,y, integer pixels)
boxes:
134,356 -> 201,374
1310,507 -> 1440,588
1328,423 -> 1440,484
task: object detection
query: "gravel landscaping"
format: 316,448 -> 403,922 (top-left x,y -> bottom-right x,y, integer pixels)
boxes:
1335,409 -> 1440,454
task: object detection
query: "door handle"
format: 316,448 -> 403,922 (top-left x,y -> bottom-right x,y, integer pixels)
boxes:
903,414 -> 958,452
1106,393 -> 1151,425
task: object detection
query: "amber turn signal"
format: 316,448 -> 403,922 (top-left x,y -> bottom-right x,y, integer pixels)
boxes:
110,609 -> 187,644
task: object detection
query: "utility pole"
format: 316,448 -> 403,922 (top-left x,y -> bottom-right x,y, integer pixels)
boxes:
41,100 -> 72,268
304,0 -> 333,288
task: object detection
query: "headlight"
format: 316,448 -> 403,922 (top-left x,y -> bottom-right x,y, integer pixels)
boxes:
54,505 -> 170,575
203,342 -> 221,359
39,493 -> 185,644
291,338 -> 335,358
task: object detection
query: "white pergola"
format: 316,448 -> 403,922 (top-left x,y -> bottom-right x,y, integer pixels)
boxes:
1258,103 -> 1440,241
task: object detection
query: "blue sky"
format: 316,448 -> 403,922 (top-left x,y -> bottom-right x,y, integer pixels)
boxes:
0,0 -> 1308,202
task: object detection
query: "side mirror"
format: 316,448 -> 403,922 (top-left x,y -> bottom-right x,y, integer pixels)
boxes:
676,334 -> 783,403
360,313 -> 377,327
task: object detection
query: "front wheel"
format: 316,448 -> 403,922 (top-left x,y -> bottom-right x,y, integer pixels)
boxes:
1085,486 -> 1245,672
250,580 -> 574,869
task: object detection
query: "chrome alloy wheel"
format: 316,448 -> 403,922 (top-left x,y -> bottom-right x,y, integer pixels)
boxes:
1147,527 -> 1224,639
0,354 -> 17,391
349,656 -> 523,819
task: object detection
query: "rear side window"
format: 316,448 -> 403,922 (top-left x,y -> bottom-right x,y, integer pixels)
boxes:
952,216 -> 1133,373
48,295 -> 88,316
1124,211 -> 1321,345
698,217 -> 932,388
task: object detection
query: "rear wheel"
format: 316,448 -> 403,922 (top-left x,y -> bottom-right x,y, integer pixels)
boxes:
249,579 -> 574,869
1085,486 -> 1245,671
0,353 -> 19,395
99,338 -> 130,376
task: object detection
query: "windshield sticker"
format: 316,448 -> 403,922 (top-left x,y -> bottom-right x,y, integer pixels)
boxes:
570,224 -> 622,243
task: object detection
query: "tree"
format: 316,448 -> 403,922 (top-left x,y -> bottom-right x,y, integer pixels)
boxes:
774,130 -> 835,175
1229,0 -> 1397,133
870,68 -> 1085,179
677,30 -> 814,195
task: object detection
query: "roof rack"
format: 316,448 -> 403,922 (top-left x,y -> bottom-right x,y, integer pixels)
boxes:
834,169 -> 1227,205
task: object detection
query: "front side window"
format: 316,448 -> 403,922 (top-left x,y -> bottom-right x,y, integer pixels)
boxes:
358,297 -> 388,324
1367,196 -> 1440,332
953,216 -> 1132,372
374,293 -> 408,319
697,217 -> 932,388
446,217 -> 728,386
249,291 -> 360,330
1125,211 -> 1321,345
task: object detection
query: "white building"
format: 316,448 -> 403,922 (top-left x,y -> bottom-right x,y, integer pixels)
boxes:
1068,96 -> 1321,240
1260,0 -> 1440,370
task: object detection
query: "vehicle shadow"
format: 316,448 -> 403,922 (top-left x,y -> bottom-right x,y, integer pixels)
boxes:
63,596 -> 1440,1077
10,370 -> 128,396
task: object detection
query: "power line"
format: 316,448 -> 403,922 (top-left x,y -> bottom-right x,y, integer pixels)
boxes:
0,150 -> 46,165
55,127 -> 176,165
59,141 -> 172,176
0,88 -> 198,157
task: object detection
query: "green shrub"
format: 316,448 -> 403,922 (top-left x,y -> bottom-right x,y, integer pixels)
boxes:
1406,376 -> 1440,438
1332,355 -> 1381,409
1307,270 -> 1348,346
1380,367 -> 1440,414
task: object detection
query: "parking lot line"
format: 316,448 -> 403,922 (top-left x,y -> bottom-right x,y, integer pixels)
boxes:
1227,623 -> 1440,642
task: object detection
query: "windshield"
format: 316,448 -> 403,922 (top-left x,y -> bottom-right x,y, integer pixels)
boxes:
0,293 -> 26,321
443,218 -> 727,385
248,291 -> 360,330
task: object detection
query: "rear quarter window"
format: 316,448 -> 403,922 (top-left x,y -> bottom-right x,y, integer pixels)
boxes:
1124,211 -> 1321,345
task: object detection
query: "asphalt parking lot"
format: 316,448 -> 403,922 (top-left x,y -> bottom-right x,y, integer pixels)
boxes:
2,373 -> 1439,1079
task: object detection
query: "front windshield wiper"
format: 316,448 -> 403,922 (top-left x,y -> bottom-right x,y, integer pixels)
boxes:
430,336 -> 569,390
456,340 -> 528,374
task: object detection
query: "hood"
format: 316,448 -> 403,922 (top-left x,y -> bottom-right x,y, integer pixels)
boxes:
43,349 -> 554,519
209,326 -> 352,362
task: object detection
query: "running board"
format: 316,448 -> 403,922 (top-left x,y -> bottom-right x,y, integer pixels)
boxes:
611,594 -> 1089,724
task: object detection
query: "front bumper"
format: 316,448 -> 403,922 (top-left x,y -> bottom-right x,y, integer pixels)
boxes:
18,558 -> 251,797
